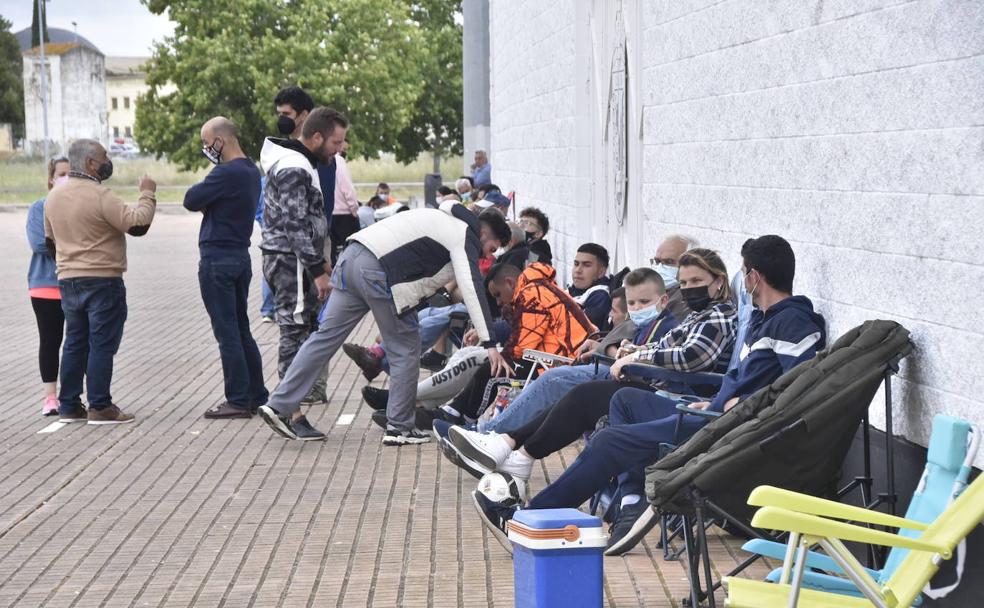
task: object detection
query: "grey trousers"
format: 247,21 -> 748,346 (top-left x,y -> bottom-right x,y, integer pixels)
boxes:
267,243 -> 421,431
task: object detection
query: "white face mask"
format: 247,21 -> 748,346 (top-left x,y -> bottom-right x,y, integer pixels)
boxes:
52,175 -> 70,186
653,263 -> 679,289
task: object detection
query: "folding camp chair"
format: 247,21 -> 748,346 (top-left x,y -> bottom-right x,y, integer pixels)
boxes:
740,414 -> 979,604
724,467 -> 984,607
643,320 -> 913,608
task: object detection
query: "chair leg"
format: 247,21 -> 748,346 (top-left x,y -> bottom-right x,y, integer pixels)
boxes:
682,515 -> 703,608
694,494 -> 717,608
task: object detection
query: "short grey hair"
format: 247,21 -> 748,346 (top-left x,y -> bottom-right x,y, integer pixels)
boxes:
455,177 -> 472,192
68,139 -> 103,172
475,149 -> 487,158
667,234 -> 700,251
508,222 -> 525,246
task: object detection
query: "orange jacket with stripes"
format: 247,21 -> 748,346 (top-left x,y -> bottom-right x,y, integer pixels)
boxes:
502,263 -> 598,361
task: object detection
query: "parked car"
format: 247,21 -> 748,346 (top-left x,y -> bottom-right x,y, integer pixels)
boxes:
108,142 -> 141,159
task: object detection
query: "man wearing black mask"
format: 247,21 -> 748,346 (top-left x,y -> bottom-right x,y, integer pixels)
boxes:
271,86 -> 337,405
259,107 -> 348,439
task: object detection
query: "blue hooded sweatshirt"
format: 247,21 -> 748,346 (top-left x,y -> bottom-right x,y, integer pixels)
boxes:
709,295 -> 826,412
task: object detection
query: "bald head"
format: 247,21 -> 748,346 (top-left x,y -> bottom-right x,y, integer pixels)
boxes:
200,116 -> 244,163
201,116 -> 237,141
654,234 -> 698,267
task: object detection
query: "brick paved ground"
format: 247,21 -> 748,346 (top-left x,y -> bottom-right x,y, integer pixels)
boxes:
0,207 -> 774,607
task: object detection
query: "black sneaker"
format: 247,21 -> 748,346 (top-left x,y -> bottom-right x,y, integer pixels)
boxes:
372,408 -> 437,431
362,386 -> 389,410
58,405 -> 88,424
257,405 -> 297,440
370,409 -> 388,429
604,501 -> 660,556
415,406 -> 464,431
472,490 -> 516,554
342,343 -> 383,381
420,349 -> 448,372
290,415 -> 326,441
382,428 -> 431,446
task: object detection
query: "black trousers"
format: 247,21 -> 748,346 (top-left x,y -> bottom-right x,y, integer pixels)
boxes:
31,296 -> 64,383
329,214 -> 361,265
509,379 -> 650,459
449,358 -> 536,419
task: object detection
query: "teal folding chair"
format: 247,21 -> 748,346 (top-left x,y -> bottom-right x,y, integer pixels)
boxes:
741,414 -> 980,605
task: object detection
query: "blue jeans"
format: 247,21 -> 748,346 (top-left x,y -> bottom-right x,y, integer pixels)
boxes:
528,389 -> 706,510
199,252 -> 269,408
58,277 -> 128,412
260,277 -> 275,317
479,364 -> 612,434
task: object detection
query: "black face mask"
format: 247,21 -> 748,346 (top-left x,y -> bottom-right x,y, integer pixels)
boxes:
681,285 -> 712,312
525,231 -> 537,242
276,115 -> 296,136
96,159 -> 114,181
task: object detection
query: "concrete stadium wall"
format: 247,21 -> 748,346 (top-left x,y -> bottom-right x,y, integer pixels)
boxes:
489,0 -> 984,464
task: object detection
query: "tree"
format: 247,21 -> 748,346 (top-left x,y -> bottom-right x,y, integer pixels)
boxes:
0,15 -> 24,139
394,0 -> 463,165
137,0 -> 429,169
30,0 -> 48,48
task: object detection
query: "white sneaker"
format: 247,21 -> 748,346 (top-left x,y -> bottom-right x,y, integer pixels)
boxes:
498,450 -> 534,481
448,427 -> 512,471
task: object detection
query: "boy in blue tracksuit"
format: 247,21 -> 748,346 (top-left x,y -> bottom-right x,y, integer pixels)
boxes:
473,235 -> 827,556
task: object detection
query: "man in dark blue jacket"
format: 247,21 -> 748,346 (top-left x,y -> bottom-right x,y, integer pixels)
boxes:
184,117 -> 268,419
473,235 -> 826,556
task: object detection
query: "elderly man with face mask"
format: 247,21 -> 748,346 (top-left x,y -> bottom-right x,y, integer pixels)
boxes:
43,138 -> 157,425
183,117 -> 268,419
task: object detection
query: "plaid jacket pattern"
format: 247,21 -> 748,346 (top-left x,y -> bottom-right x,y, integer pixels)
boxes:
631,300 -> 737,373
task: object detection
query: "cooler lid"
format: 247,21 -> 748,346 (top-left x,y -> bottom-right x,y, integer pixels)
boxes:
513,508 -> 602,529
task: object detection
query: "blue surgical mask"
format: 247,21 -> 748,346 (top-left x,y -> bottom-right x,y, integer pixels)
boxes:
629,304 -> 661,326
653,263 -> 678,289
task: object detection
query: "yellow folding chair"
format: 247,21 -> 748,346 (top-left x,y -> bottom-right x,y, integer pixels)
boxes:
724,476 -> 984,607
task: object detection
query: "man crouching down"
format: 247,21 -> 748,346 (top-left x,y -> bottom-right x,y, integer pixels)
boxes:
257,199 -> 511,445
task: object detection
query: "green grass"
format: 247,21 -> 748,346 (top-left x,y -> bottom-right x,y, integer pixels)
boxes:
0,153 -> 465,205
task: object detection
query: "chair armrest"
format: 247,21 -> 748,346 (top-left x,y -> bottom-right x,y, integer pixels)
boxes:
620,363 -> 725,387
750,507 -> 949,556
741,539 -> 880,579
522,349 -> 574,367
591,354 -> 616,366
675,403 -> 722,419
748,486 -> 928,531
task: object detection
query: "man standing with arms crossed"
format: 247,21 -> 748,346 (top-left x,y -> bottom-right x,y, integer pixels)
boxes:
184,117 -> 269,419
44,139 -> 157,425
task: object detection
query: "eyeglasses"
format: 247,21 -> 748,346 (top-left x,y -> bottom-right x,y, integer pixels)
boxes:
519,218 -> 541,231
650,257 -> 678,267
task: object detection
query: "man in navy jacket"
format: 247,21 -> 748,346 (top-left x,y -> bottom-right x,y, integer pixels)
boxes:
184,117 -> 268,419
472,235 -> 827,556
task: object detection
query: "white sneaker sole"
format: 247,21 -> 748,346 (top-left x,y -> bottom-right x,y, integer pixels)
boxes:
258,406 -> 298,440
471,490 -> 513,555
382,432 -> 431,446
438,436 -> 491,479
605,505 -> 659,556
448,427 -> 507,471
86,419 -> 135,425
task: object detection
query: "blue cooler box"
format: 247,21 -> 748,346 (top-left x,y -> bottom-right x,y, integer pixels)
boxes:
509,508 -> 607,608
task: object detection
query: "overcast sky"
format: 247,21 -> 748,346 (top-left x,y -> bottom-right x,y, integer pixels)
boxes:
1,0 -> 175,56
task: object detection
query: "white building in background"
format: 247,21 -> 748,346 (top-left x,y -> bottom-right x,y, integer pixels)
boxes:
21,41 -> 108,155
105,57 -> 152,143
487,1 -> 984,468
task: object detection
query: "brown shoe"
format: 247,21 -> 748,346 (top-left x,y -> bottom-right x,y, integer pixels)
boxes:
87,404 -> 135,425
59,405 -> 88,424
204,402 -> 252,419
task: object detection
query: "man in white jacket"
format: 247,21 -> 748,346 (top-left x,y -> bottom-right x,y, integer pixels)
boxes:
258,201 -> 512,446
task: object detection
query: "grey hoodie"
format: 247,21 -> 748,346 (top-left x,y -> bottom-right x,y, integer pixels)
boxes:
259,137 -> 328,278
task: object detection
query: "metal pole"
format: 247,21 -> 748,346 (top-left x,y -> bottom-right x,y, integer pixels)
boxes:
36,0 -> 50,162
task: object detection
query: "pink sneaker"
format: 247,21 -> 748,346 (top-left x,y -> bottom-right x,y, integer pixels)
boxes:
42,395 -> 59,416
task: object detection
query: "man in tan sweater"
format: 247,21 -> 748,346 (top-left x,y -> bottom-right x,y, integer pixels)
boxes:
43,138 -> 157,425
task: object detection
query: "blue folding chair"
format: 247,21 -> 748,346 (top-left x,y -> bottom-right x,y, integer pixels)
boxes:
741,414 -> 980,605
